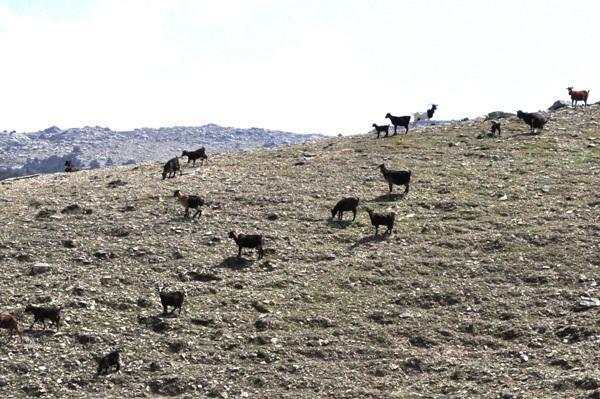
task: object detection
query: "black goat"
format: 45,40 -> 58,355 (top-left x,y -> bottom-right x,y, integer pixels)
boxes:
156,283 -> 185,315
385,114 -> 411,135
331,197 -> 359,221
173,190 -> 204,218
96,350 -> 121,375
181,147 -> 208,166
64,160 -> 78,173
162,157 -> 181,179
365,208 -> 395,235
372,123 -> 390,139
25,304 -> 61,331
229,231 -> 265,259
379,164 -> 411,194
491,121 -> 501,136
516,110 -> 548,134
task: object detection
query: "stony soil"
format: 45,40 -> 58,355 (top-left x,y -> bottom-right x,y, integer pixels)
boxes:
0,106 -> 598,398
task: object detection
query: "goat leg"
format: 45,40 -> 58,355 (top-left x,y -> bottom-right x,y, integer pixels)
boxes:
238,246 -> 242,258
352,210 -> 356,221
389,183 -> 393,193
404,184 -> 410,194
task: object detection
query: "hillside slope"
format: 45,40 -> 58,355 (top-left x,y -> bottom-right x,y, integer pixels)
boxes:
0,106 -> 598,398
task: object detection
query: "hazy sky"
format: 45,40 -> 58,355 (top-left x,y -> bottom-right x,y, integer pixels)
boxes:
0,0 -> 597,135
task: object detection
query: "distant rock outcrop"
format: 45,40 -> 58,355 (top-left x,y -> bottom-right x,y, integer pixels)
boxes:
485,111 -> 516,120
0,124 -> 325,180
548,100 -> 569,111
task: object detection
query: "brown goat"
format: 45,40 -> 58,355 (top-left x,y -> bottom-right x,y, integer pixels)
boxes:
0,314 -> 22,342
567,87 -> 590,107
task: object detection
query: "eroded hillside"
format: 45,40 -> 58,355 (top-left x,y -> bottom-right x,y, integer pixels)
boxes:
0,106 -> 599,398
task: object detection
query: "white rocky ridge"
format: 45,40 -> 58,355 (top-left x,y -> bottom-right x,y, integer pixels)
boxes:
0,124 -> 325,179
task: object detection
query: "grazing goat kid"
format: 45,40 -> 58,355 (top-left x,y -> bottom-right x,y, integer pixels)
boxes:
229,231 -> 265,259
491,121 -> 502,136
365,208 -> 395,235
372,123 -> 390,139
0,314 -> 22,342
181,147 -> 208,166
162,157 -> 181,179
25,304 -> 62,331
413,104 -> 438,126
567,87 -> 590,107
331,197 -> 360,221
96,350 -> 121,375
173,190 -> 204,218
516,110 -> 548,134
379,164 -> 411,194
385,114 -> 411,135
156,283 -> 185,315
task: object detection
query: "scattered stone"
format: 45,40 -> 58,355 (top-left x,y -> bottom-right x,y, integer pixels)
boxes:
30,262 -> 52,275
107,179 -> 128,188
35,208 -> 56,219
61,239 -> 77,248
265,212 -> 279,221
574,296 -> 600,311
251,301 -> 270,314
188,271 -> 222,282
485,111 -> 515,120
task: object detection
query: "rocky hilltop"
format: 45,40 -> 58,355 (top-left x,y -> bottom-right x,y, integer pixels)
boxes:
0,106 -> 598,398
0,124 -> 325,180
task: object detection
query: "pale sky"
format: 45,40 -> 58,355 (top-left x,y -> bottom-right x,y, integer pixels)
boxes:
0,0 -> 597,135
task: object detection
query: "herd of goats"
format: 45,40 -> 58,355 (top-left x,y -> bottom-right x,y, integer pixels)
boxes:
0,86 -> 592,376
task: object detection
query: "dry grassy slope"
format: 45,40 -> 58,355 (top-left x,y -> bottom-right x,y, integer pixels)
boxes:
0,106 -> 599,398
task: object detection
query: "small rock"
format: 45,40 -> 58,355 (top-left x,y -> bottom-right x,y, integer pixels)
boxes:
61,239 -> 77,248
575,296 -> 600,311
30,262 -> 52,275
265,212 -> 279,221
541,186 -> 550,193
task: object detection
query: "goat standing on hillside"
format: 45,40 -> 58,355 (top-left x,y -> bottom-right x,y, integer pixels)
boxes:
173,190 -> 204,218
181,147 -> 208,166
156,283 -> 186,315
162,157 -> 181,179
385,114 -> 411,135
379,164 -> 411,194
413,104 -> 438,126
229,231 -> 265,259
567,87 -> 590,107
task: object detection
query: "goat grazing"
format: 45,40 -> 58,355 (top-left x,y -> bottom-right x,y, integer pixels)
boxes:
173,190 -> 204,218
25,304 -> 61,331
331,197 -> 360,221
96,350 -> 121,375
0,314 -> 22,342
365,208 -> 395,235
181,147 -> 208,166
567,87 -> 590,107
229,231 -> 265,259
413,104 -> 438,126
379,164 -> 411,194
372,123 -> 390,139
162,157 -> 181,180
385,114 -> 411,135
156,283 -> 185,315
491,121 -> 501,136
516,110 -> 548,134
